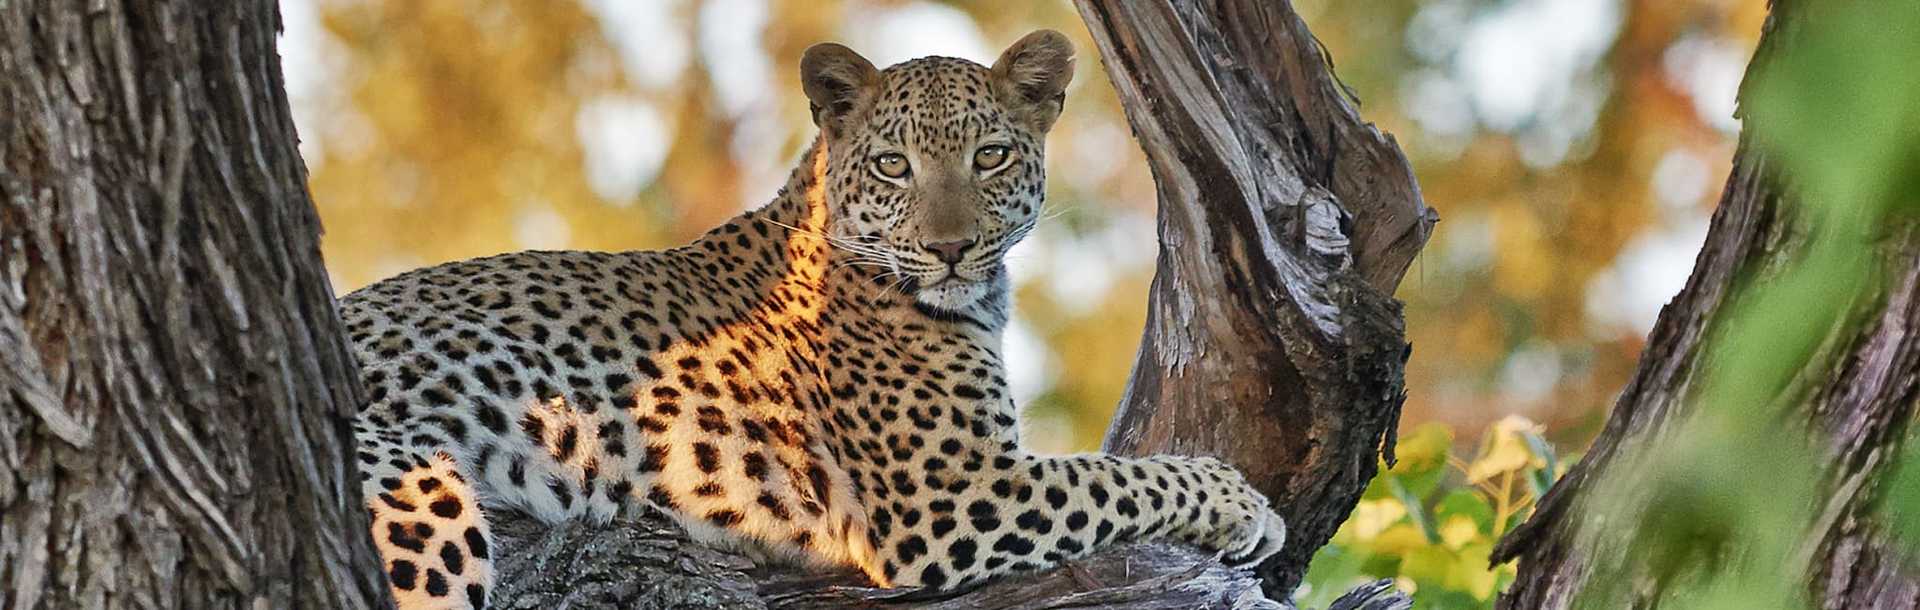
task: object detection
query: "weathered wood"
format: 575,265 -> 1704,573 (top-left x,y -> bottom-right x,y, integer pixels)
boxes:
489,508 -> 1413,610
1071,0 -> 1435,595
1490,1 -> 1920,607
0,1 -> 387,608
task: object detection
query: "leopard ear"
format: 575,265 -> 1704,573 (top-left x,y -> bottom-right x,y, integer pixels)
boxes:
801,43 -> 881,137
991,30 -> 1075,133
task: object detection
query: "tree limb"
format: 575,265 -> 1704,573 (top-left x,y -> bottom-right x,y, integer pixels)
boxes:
489,509 -> 1409,609
1071,0 -> 1435,595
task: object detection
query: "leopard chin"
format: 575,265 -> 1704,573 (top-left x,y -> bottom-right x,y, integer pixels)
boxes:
912,277 -> 992,312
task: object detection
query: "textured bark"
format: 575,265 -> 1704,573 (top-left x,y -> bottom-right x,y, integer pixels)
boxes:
0,1 -> 387,608
1491,1 -> 1920,608
488,509 -> 1407,610
1071,0 -> 1435,596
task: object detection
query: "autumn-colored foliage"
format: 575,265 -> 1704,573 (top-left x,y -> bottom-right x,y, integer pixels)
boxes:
292,0 -> 1760,455
1306,418 -> 1567,608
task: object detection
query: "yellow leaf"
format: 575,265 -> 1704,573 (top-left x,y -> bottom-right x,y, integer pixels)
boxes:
1466,415 -> 1548,483
1371,523 -> 1430,555
1449,542 -> 1500,600
1394,576 -> 1418,595
1399,546 -> 1455,586
1390,423 -> 1455,474
1348,499 -> 1408,541
1439,514 -> 1481,550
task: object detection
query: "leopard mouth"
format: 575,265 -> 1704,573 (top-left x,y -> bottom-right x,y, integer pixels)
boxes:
902,267 -> 1002,313
921,269 -> 965,288
883,265 -> 990,293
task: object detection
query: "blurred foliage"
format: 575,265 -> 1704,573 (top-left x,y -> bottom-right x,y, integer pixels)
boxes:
288,0 -> 1763,455
1305,0 -> 1765,444
1303,417 -> 1570,609
1570,0 -> 1920,608
1894,440 -> 1920,550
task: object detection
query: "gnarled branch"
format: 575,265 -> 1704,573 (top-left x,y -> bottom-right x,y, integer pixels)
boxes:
1072,0 -> 1434,595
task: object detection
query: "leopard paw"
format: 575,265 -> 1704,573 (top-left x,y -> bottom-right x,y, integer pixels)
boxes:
1224,507 -> 1286,567
1179,457 -> 1285,568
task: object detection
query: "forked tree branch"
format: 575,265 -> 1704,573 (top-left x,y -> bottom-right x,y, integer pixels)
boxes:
1072,0 -> 1434,596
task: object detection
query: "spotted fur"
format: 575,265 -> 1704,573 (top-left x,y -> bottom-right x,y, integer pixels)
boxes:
346,31 -> 1284,609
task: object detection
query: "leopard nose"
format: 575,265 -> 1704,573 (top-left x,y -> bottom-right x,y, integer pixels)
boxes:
922,239 -> 976,265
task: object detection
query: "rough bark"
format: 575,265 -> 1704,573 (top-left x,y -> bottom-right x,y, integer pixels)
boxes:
486,510 -> 1408,610
0,1 -> 388,608
1491,1 -> 1920,608
1072,0 -> 1436,596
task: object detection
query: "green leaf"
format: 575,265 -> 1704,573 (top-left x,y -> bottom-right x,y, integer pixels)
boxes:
1528,467 -> 1555,500
1411,587 -> 1485,610
1435,489 -> 1497,534
1389,475 -> 1441,544
1392,423 -> 1455,476
1361,469 -> 1398,501
1521,428 -> 1559,498
1398,465 -> 1450,501
1398,545 -> 1456,589
1747,0 -> 1920,224
1302,543 -> 1375,608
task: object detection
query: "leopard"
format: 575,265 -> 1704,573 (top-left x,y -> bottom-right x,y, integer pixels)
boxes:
342,30 -> 1286,610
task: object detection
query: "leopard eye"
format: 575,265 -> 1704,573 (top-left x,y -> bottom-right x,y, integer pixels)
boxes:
872,153 -> 911,179
973,145 -> 1011,172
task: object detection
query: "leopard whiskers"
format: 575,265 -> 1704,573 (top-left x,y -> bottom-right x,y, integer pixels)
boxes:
873,269 -> 918,297
762,218 -> 896,261
1036,204 -> 1073,225
761,218 -> 909,282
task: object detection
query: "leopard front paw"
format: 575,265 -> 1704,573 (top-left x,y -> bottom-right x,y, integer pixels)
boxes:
1226,506 -> 1286,567
1179,457 -> 1286,568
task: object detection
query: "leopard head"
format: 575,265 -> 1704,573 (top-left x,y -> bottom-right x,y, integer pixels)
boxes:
801,30 -> 1075,315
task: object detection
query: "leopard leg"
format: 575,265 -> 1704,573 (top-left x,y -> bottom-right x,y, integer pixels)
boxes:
870,451 -> 1284,590
358,439 -> 495,610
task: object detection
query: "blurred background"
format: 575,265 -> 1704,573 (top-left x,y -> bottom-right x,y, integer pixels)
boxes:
278,1 -> 1763,605
280,0 -> 1762,454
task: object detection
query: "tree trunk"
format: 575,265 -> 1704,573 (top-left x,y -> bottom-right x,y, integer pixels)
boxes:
0,1 -> 388,608
1491,1 -> 1920,608
1071,0 -> 1435,596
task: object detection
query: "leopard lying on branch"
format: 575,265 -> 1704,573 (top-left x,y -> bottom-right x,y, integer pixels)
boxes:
341,30 -> 1285,609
